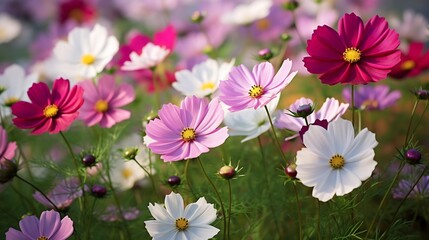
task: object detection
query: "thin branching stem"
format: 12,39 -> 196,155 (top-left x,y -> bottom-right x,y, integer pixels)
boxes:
15,175 -> 60,212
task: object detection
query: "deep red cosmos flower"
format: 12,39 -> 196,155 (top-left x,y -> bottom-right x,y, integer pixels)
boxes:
303,13 -> 401,85
11,78 -> 84,135
389,42 -> 429,79
59,0 -> 97,25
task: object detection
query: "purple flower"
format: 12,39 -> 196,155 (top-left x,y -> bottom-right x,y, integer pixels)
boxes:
79,75 -> 135,128
6,210 -> 73,240
144,96 -> 228,162
342,85 -> 401,110
99,206 -> 140,222
33,178 -> 84,210
392,176 -> 429,199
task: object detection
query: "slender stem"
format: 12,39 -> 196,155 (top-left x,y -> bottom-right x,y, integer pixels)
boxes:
264,106 -> 288,163
227,180 -> 232,240
317,199 -> 321,240
404,99 -> 419,145
15,175 -> 60,212
132,158 -> 157,196
412,100 -> 428,135
197,157 -> 227,240
184,159 -> 196,199
292,182 -> 303,240
366,163 -> 405,238
304,116 -> 309,127
357,109 -> 362,132
351,85 -> 355,129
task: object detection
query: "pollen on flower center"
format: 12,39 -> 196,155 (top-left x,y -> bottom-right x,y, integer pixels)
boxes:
401,60 -> 415,70
200,82 -> 215,90
95,100 -> 109,113
81,54 -> 95,65
4,97 -> 19,107
37,236 -> 49,240
362,99 -> 379,110
256,18 -> 270,30
330,154 -> 345,169
343,47 -> 361,63
249,85 -> 264,98
181,128 -> 196,142
175,217 -> 189,231
122,168 -> 133,179
43,104 -> 59,118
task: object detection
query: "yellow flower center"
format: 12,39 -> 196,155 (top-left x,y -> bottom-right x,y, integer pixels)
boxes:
95,100 -> 109,113
329,154 -> 345,169
43,104 -> 59,118
249,85 -> 264,98
81,54 -> 95,65
175,217 -> 189,231
200,82 -> 215,90
256,18 -> 270,30
37,236 -> 48,240
122,168 -> 133,179
4,97 -> 19,107
361,99 -> 379,110
69,9 -> 84,22
401,60 -> 415,70
343,47 -> 361,63
181,128 -> 196,142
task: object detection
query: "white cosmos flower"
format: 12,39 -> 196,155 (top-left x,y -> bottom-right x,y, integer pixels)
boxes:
145,192 -> 220,240
122,42 -> 170,71
296,118 -> 378,202
221,0 -> 272,25
0,13 -> 21,44
223,94 -> 279,142
173,58 -> 235,97
0,64 -> 38,116
53,23 -> 119,81
391,10 -> 429,43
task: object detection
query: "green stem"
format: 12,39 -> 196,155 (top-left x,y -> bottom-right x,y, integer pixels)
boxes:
351,85 -> 355,129
227,180 -> 232,240
293,182 -> 303,240
264,106 -> 288,163
357,109 -> 362,132
404,99 -> 419,145
184,159 -> 196,199
132,158 -> 157,196
317,199 -> 321,240
411,100 -> 428,135
197,157 -> 227,240
15,175 -> 60,212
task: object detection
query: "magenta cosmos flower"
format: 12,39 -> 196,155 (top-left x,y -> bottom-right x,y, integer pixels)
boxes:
219,59 -> 297,112
5,210 -> 73,240
144,96 -> 228,162
389,42 -> 429,79
79,76 -> 135,128
11,78 -> 83,134
303,12 -> 401,85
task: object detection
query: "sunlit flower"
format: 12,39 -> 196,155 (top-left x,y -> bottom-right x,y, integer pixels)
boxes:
221,0 -> 272,25
121,42 -> 170,71
33,177 -> 84,210
145,192 -> 219,239
296,118 -> 378,202
303,12 -> 401,85
223,94 -> 279,143
5,210 -> 73,240
11,78 -> 84,135
173,58 -> 235,97
275,97 -> 348,140
0,13 -> 21,44
342,85 -> 401,110
53,23 -> 119,80
389,42 -> 429,79
0,64 -> 38,116
79,75 -> 135,128
144,96 -> 228,162
219,59 -> 296,112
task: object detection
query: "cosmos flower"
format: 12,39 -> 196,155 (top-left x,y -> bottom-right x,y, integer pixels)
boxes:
0,13 -> 21,44
342,85 -> 401,110
0,64 -> 38,116
5,210 -> 73,240
11,78 -> 84,135
145,192 -> 219,239
173,58 -> 235,97
144,96 -> 228,162
389,42 -> 429,79
79,75 -> 135,128
275,97 -> 348,140
53,23 -> 119,80
59,0 -> 97,25
0,126 -> 16,161
223,94 -> 279,143
296,118 -> 378,202
392,176 -> 429,199
219,59 -> 296,112
221,0 -> 272,25
109,156 -> 152,191
121,42 -> 170,71
303,12 -> 401,85
99,206 -> 140,222
390,10 -> 429,43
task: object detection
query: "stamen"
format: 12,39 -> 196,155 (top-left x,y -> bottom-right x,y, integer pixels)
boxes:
81,54 -> 95,65
175,217 -> 189,231
329,154 -> 345,169
200,82 -> 215,90
43,104 -> 59,118
248,85 -> 264,98
401,60 -> 415,70
181,128 -> 196,142
95,100 -> 109,113
343,47 -> 361,63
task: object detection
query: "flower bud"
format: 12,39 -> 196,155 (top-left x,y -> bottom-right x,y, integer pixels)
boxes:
257,48 -> 274,61
167,175 -> 181,186
280,33 -> 292,42
123,147 -> 139,160
285,163 -> 297,179
296,104 -> 314,118
405,148 -> 422,164
218,165 -> 235,179
414,89 -> 429,100
191,11 -> 205,24
283,1 -> 299,11
0,159 -> 17,183
81,154 -> 96,167
91,184 -> 107,198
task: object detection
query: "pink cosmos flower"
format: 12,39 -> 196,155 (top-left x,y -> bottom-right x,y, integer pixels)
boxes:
389,42 -> 429,79
219,59 -> 297,112
79,75 -> 135,128
144,96 -> 228,162
0,127 -> 16,161
303,12 -> 401,85
11,78 -> 84,135
0,126 -> 17,185
5,210 -> 73,240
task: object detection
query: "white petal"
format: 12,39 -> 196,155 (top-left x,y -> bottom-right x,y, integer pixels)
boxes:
335,168 -> 362,196
303,124 -> 334,158
346,128 -> 378,163
344,154 -> 377,181
187,225 -> 220,239
185,197 -> 217,225
145,220 -> 175,236
327,118 -> 355,154
312,170 -> 338,202
165,192 -> 185,220
148,203 -> 174,223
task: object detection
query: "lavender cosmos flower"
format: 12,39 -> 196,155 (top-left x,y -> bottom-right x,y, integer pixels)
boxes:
342,85 -> 401,110
99,206 -> 140,222
392,176 -> 429,199
144,96 -> 228,162
79,75 -> 135,128
33,178 -> 84,210
5,210 -> 73,240
219,60 -> 297,112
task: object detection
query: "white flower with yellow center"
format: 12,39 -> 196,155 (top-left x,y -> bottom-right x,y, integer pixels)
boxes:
53,23 -> 119,80
296,118 -> 378,202
121,42 -> 170,71
221,0 -> 272,25
0,64 -> 38,116
173,58 -> 235,97
145,192 -> 220,240
0,13 -> 21,44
